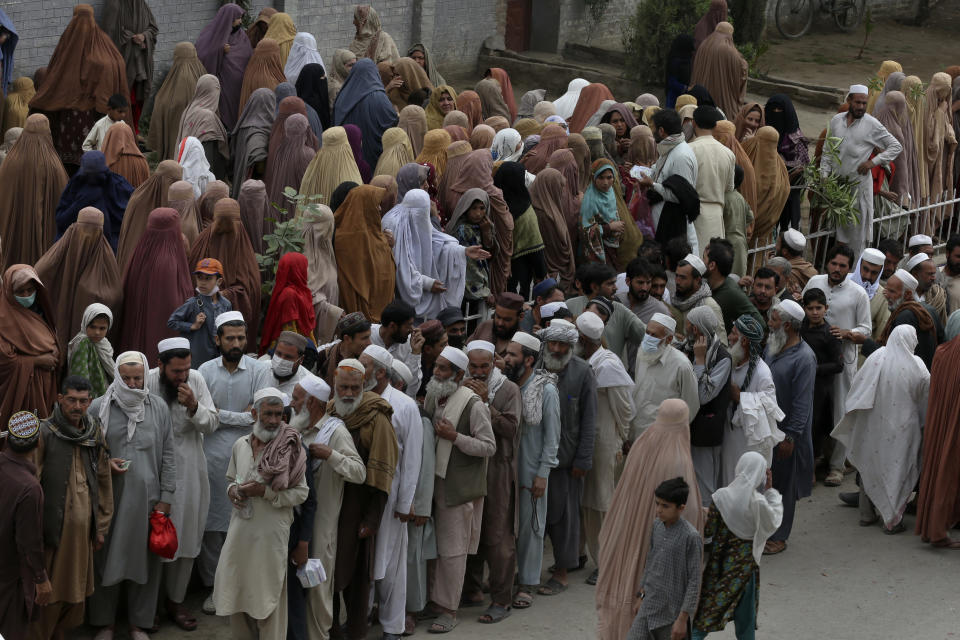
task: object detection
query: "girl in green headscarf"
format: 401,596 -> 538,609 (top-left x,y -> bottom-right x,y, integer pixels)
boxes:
67,303 -> 114,397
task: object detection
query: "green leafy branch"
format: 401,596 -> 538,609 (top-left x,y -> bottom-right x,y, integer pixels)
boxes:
256,187 -> 325,298
801,133 -> 861,229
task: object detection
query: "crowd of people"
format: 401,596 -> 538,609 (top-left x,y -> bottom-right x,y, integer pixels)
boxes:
1,1 -> 960,640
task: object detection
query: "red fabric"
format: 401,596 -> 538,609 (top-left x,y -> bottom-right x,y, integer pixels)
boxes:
149,510 -> 178,559
259,252 -> 317,354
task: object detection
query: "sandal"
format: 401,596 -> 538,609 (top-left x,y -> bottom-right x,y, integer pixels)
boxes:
416,604 -> 444,621
427,613 -> 459,634
512,589 -> 534,609
478,603 -> 512,624
930,538 -> 960,549
762,541 -> 786,555
167,603 -> 198,631
883,522 -> 906,535
537,578 -> 568,596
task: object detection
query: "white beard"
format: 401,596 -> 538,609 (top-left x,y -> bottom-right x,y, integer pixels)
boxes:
253,420 -> 279,443
730,340 -> 748,366
364,374 -> 378,392
766,327 -> 787,357
888,295 -> 903,311
638,342 -> 665,364
543,350 -> 573,372
288,407 -> 314,433
424,376 -> 459,416
334,394 -> 360,417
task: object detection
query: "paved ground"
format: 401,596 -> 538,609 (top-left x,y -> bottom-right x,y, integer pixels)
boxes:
71,471 -> 959,639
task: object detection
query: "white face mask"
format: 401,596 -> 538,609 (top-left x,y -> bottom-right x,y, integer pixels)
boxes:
272,353 -> 295,377
197,285 -> 220,297
641,333 -> 662,354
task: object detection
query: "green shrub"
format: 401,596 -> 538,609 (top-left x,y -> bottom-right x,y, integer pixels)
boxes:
621,0 -> 710,85
729,0 -> 766,45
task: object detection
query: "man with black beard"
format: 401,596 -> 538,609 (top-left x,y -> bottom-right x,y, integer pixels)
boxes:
467,292 -> 526,364
370,300 -> 425,400
670,253 -> 726,348
147,338 -> 218,630
936,235 -> 960,315
537,319 -> 597,595
415,320 -> 447,400
197,311 -> 269,612
267,331 -> 310,396
618,258 -> 669,325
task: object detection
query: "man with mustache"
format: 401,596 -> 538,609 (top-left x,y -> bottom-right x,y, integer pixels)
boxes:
467,292 -> 526,365
849,248 -> 890,341
197,311 -> 270,612
864,269 -> 939,370
422,347 -> 496,633
370,301 -> 425,399
935,235 -> 960,315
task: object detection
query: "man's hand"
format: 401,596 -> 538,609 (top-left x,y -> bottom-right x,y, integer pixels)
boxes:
671,613 -> 689,640
857,160 -> 874,175
291,540 -> 309,567
464,246 -> 491,260
395,510 -> 411,522
463,378 -> 488,403
383,229 -> 395,247
309,442 -> 332,460
531,476 -> 547,499
738,275 -> 754,291
94,533 -> 105,551
493,353 -> 506,371
730,383 -> 741,404
223,43 -> 231,54
692,335 -> 708,365
410,328 -> 425,355
191,311 -> 207,330
571,467 -> 587,479
435,417 -> 457,442
35,579 -> 52,605
638,175 -> 654,188
776,438 -> 795,460
239,481 -> 265,498
154,501 -> 171,515
765,469 -> 773,491
109,458 -> 128,475
879,190 -> 899,203
411,507 -> 429,527
228,484 -> 246,508
430,280 -> 447,294
608,220 -> 625,233
386,75 -> 404,91
177,383 -> 198,414
358,524 -> 376,539
35,352 -> 58,371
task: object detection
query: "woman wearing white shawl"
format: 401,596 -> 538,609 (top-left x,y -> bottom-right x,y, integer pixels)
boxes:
285,32 -> 326,85
177,136 -> 214,197
552,78 -> 589,120
491,127 -> 522,163
831,324 -> 930,532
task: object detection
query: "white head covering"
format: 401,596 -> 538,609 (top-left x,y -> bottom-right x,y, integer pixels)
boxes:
158,337 -> 190,354
466,340 -> 495,355
177,136 -> 214,197
391,360 -> 415,386
908,234 -> 932,248
511,332 -> 541,352
860,248 -> 885,266
254,387 -> 285,404
848,84 -> 869,96
540,301 -> 567,320
285,32 -> 326,85
337,358 -> 366,376
576,311 -> 605,341
362,344 -> 393,369
99,351 -> 150,442
215,310 -> 245,328
893,268 -> 918,293
491,128 -> 523,162
439,345 -> 469,371
682,253 -> 706,276
783,228 -> 805,252
540,318 -> 579,344
67,303 -> 115,377
905,252 -> 930,272
776,299 -> 805,323
299,373 -> 331,402
649,312 -> 678,333
552,78 -> 590,119
712,451 -> 784,564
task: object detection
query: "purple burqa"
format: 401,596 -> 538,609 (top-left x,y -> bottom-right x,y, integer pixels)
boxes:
344,124 -> 372,184
195,3 -> 252,130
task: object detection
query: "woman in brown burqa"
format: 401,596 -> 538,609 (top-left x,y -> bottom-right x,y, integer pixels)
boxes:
267,113 -> 317,205
455,90 -> 483,133
398,105 -> 427,156
28,4 -> 128,169
238,38 -> 286,120
530,167 -> 577,293
231,88 -> 276,197
247,7 -> 278,49
101,121 -> 149,188
117,160 -> 182,270
147,42 -> 206,160
715,119 -> 759,214
333,184 -> 395,321
301,203 -> 342,344
568,83 -> 615,134
168,179 -> 203,247
179,74 -> 230,180
743,126 -> 790,244
546,148 -> 583,250
0,113 -> 68,270
238,179 -> 271,253
0,264 -> 61,425
35,207 -> 122,349
189,198 -> 262,347
595,399 -> 705,640
119,208 -> 193,360
691,22 -> 747,120
197,180 -> 229,229
521,123 -> 568,175
475,77 -> 512,123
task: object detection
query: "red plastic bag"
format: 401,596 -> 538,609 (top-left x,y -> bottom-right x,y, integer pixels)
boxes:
149,510 -> 178,559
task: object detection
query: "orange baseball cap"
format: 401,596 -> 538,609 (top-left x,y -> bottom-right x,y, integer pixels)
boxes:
194,258 -> 224,275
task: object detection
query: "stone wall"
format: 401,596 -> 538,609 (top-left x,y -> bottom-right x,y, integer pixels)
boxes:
556,0 -> 635,50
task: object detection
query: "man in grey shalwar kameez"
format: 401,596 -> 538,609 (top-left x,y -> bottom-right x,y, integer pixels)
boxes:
819,85 -> 902,255
89,351 -> 177,637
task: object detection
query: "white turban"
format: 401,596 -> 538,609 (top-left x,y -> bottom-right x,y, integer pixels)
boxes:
682,253 -> 706,276
540,318 -> 579,344
439,346 -> 469,371
649,312 -> 678,334
299,374 -> 331,402
466,340 -> 496,355
511,332 -> 541,352
893,268 -> 918,292
576,311 -> 605,341
783,228 -> 805,252
157,337 -> 190,354
215,310 -> 245,328
337,358 -> 366,376
362,344 -> 393,369
777,300 -> 805,323
908,234 -> 932,248
860,248 -> 885,266
905,253 -> 930,272
848,84 -> 868,96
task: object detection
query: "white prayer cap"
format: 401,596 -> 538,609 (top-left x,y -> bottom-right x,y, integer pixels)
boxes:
299,374 -> 330,402
215,310 -> 245,328
649,312 -> 678,333
511,332 -> 541,352
908,234 -> 932,248
905,252 -> 930,272
893,268 -> 918,292
116,351 -> 147,367
439,346 -> 469,371
682,253 -> 706,276
576,311 -> 605,340
157,337 -> 190,354
848,84 -> 869,96
391,360 -> 415,386
777,300 -> 805,323
466,340 -> 496,355
860,248 -> 885,266
362,344 -> 393,369
783,228 -> 806,252
253,387 -> 284,403
540,301 -> 567,319
336,358 -> 366,376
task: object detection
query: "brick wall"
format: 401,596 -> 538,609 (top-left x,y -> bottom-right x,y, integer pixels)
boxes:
556,0 -> 636,51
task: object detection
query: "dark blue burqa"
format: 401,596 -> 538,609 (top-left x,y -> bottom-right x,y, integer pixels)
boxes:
55,151 -> 133,252
333,58 -> 398,170
0,8 -> 18,96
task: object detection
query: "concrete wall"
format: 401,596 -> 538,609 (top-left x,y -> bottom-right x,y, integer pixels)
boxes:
555,0 -> 635,50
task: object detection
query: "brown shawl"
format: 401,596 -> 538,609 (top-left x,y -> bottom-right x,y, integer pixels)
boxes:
1,77 -> 34,134
300,126 -> 362,205
328,390 -> 398,494
742,126 -> 790,245
690,22 -> 747,121
196,180 -> 229,230
374,127 -> 414,178
267,113 -> 316,206
546,148 -> 583,250
475,78 -> 512,122
147,42 -> 206,160
568,83 -> 615,134
567,132 -> 593,192
880,301 -> 934,345
333,185 -> 395,320
694,0 -> 728,48
487,68 -> 518,122
924,72 -> 957,200
263,13 -> 297,66
733,102 -> 765,142
118,160 -> 182,270
416,128 -> 453,177
99,0 -> 157,102
247,7 -> 278,49
102,122 -> 149,188
470,124 -> 496,150
521,123 -> 568,174
238,38 -> 286,120
715,119 -> 759,213
384,57 -> 432,110
530,168 -> 576,292
178,73 -> 230,159
168,180 -> 203,247
238,179 -> 271,254
455,90 -> 483,133
398,105 -> 427,156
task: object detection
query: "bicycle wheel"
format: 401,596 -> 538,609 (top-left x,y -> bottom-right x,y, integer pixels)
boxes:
776,0 -> 815,38
834,0 -> 865,32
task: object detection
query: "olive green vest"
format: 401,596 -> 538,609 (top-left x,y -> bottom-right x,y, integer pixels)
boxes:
444,395 -> 488,507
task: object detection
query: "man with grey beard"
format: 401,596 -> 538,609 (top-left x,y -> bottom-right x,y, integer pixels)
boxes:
422,347 -> 495,633
535,319 -> 597,595
864,269 -> 941,370
764,301 -> 816,555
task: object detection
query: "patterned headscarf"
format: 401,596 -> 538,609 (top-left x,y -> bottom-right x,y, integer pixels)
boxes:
539,319 -> 579,344
734,314 -> 765,388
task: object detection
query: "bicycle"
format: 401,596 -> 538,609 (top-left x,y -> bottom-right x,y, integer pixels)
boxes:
775,0 -> 867,39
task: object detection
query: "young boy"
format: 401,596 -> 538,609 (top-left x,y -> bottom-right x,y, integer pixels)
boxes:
627,477 -> 702,640
82,93 -> 129,152
167,258 -> 232,367
799,288 -> 843,462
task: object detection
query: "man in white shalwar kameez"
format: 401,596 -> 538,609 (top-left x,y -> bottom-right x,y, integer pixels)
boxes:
289,375 -> 366,640
147,338 -> 218,629
721,315 -> 785,486
213,388 -> 309,640
819,85 -> 902,255
802,245 -> 871,484
831,325 -> 929,533
689,106 -> 735,251
360,345 -> 423,640
575,313 -> 635,583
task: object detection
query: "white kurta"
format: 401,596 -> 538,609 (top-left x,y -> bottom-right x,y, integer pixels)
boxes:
630,345 -> 700,439
689,134 -> 735,251
213,435 -> 309,620
720,358 -> 785,487
146,368 -> 219,560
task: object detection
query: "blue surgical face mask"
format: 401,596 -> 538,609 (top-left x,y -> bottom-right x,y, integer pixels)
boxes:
640,333 -> 662,354
15,293 -> 36,308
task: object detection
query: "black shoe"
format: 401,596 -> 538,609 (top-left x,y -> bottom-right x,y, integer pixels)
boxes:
838,491 -> 859,507
585,569 -> 598,585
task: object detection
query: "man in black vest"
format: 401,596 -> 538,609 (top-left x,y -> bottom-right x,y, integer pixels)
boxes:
32,375 -> 114,640
423,347 -> 495,634
683,306 -> 732,507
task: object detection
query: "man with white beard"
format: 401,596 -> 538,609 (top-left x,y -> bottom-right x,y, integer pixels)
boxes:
763,301 -> 816,555
630,313 -> 699,439
147,338 -> 218,630
213,387 -> 308,639
359,345 -> 423,640
289,375 -> 366,640
863,269 -> 941,370
574,312 -> 634,585
423,347 -> 495,634
720,315 -> 785,486
536,319 -> 597,596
